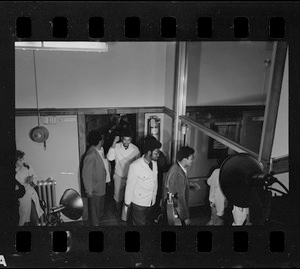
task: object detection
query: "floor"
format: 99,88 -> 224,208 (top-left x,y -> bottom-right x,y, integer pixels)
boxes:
62,183 -> 211,227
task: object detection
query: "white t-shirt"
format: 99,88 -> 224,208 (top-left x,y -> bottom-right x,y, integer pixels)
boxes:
207,168 -> 226,216
107,142 -> 140,178
96,147 -> 111,183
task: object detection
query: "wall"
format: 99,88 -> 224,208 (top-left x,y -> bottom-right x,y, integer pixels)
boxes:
186,41 -> 274,106
164,42 -> 176,110
270,50 -> 289,195
186,125 -> 215,206
15,115 -> 81,222
271,52 -> 288,158
184,42 -> 275,205
185,42 -> 289,205
15,42 -> 172,109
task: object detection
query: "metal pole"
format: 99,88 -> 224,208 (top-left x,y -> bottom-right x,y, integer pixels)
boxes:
172,42 -> 188,163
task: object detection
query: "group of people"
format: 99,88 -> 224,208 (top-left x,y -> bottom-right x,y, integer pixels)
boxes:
14,129 -> 250,227
81,128 -> 203,226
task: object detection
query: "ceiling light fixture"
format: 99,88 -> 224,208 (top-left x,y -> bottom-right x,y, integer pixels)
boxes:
15,41 -> 108,52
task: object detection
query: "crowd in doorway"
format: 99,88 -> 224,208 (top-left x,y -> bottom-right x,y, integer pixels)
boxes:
80,127 -> 207,227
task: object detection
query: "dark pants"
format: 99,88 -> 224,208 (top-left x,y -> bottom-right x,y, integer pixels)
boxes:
88,195 -> 105,226
131,203 -> 150,226
151,185 -> 163,219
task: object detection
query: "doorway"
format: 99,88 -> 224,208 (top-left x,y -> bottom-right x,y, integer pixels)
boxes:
85,113 -> 137,154
80,113 -> 138,224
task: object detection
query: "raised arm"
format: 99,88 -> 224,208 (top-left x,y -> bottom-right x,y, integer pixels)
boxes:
107,136 -> 119,161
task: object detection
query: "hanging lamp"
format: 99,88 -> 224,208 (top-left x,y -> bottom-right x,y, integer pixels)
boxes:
29,50 -> 49,149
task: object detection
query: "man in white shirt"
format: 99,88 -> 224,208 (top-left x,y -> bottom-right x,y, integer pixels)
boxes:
124,137 -> 162,225
107,129 -> 140,219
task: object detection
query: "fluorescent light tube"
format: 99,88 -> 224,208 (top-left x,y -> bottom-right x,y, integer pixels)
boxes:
15,42 -> 43,47
15,41 -> 108,52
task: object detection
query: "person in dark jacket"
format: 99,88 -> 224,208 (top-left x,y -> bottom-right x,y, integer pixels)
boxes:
164,146 -> 200,226
82,130 -> 107,226
14,178 -> 25,225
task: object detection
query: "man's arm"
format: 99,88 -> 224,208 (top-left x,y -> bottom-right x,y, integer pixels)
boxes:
82,153 -> 94,197
189,181 -> 200,191
152,172 -> 158,206
107,136 -> 119,161
134,147 -> 140,160
27,165 -> 38,186
124,164 -> 138,206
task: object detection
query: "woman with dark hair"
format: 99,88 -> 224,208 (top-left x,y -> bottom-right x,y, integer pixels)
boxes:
15,150 -> 44,226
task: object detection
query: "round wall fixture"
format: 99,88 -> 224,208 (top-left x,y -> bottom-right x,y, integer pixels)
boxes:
29,126 -> 49,143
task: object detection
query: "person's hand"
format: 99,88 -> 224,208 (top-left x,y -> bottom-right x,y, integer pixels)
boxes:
87,192 -> 93,198
25,175 -> 34,184
113,136 -> 120,144
184,219 -> 192,226
190,182 -> 200,191
193,183 -> 201,191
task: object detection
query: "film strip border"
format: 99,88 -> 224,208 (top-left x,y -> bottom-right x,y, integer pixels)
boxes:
5,2 -> 294,41
16,16 -> 285,40
1,227 -> 299,267
15,230 -> 285,253
1,1 -> 300,267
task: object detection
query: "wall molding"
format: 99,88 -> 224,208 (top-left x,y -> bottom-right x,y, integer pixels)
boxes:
15,106 -> 169,116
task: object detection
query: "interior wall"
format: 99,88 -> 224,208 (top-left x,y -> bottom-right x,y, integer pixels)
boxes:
186,126 -> 216,206
271,51 -> 288,158
186,41 -> 274,106
187,125 -> 218,178
15,42 -> 172,109
164,42 -> 176,110
15,115 -> 81,222
185,42 -> 289,203
270,50 -> 289,195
